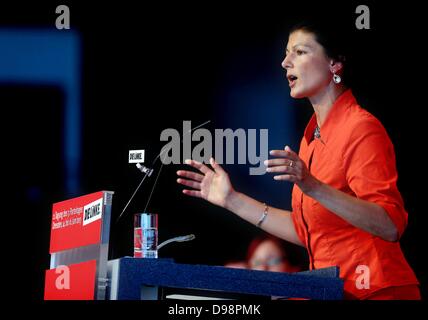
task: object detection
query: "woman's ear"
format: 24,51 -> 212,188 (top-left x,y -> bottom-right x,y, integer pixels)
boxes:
330,60 -> 343,74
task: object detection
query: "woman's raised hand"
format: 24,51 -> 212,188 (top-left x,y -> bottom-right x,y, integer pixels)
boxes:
265,145 -> 320,195
177,158 -> 234,208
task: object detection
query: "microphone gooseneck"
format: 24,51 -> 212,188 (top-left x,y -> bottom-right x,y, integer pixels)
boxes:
116,120 -> 211,223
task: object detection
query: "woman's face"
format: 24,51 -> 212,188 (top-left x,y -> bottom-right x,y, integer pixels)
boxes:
281,30 -> 333,99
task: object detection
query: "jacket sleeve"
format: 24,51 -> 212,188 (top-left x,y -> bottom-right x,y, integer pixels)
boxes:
343,116 -> 408,239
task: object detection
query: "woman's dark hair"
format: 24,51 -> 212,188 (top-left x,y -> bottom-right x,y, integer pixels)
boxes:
288,17 -> 355,86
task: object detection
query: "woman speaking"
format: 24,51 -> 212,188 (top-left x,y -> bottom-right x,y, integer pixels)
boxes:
176,20 -> 420,300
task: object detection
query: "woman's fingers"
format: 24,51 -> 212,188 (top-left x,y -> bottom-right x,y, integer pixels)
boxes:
185,159 -> 211,174
264,146 -> 312,186
284,145 -> 300,159
269,146 -> 300,162
177,178 -> 201,190
177,170 -> 204,182
210,157 -> 225,175
264,158 -> 293,167
182,189 -> 203,198
266,165 -> 298,175
265,146 -> 303,183
273,174 -> 298,182
269,150 -> 299,161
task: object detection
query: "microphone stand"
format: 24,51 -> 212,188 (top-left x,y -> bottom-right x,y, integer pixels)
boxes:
115,165 -> 152,223
115,120 -> 211,223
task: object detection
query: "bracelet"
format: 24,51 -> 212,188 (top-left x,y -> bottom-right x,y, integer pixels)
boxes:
256,203 -> 269,228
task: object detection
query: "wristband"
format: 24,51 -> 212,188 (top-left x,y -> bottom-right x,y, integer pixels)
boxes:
256,203 -> 269,228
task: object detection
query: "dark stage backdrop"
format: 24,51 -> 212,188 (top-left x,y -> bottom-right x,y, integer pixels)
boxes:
1,1 -> 425,301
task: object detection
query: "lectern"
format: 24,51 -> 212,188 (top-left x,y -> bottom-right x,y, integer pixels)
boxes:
107,257 -> 343,300
44,191 -> 343,300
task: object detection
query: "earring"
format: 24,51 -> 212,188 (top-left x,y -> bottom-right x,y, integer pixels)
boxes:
333,73 -> 341,84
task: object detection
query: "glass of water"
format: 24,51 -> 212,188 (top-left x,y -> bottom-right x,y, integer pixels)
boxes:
134,213 -> 158,258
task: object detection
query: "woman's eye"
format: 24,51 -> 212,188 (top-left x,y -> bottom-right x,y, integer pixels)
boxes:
296,50 -> 306,55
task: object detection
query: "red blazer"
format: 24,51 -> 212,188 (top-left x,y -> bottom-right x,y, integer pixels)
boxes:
291,89 -> 419,299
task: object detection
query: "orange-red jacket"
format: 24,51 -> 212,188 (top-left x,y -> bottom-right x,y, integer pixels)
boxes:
291,89 -> 419,299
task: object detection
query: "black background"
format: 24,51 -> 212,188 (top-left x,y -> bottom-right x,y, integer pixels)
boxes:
1,0 -> 426,308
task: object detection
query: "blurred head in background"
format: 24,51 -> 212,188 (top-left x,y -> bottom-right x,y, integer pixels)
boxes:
247,235 -> 303,273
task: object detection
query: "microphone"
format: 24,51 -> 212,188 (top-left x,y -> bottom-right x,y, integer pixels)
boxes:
136,163 -> 154,177
116,120 -> 211,223
158,234 -> 196,250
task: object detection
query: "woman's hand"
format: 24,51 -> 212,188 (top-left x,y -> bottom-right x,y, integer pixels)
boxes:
177,158 -> 235,208
264,146 -> 321,195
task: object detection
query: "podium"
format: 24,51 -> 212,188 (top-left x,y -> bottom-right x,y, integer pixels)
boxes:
107,257 -> 344,300
44,191 -> 343,300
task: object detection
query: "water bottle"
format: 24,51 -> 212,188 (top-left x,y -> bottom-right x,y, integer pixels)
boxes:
134,213 -> 158,258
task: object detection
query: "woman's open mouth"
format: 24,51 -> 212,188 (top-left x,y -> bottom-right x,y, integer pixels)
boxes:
287,74 -> 298,88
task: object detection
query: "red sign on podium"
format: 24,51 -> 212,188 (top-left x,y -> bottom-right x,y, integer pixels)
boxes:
45,191 -> 114,300
44,260 -> 97,300
50,191 -> 105,253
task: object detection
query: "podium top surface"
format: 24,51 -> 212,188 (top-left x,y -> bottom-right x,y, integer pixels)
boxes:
108,257 -> 343,300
